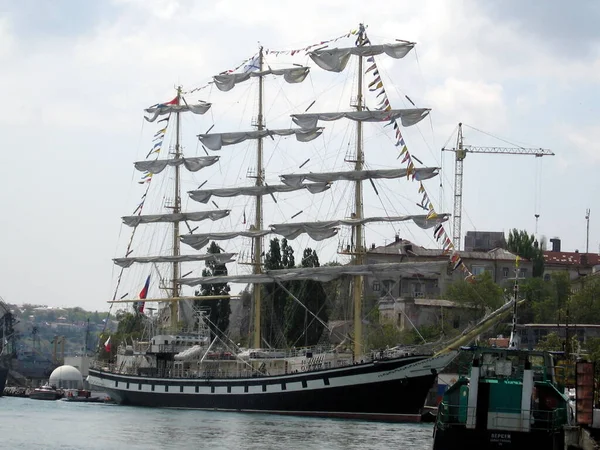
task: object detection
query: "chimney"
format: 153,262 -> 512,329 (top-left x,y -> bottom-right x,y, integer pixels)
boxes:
550,238 -> 561,252
395,234 -> 400,243
371,243 -> 376,250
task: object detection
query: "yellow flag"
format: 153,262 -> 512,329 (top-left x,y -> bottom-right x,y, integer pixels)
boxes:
515,255 -> 521,268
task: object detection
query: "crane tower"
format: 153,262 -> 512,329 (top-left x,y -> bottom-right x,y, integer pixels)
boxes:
442,123 -> 555,251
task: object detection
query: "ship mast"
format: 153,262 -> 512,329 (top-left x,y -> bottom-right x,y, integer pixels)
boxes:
353,25 -> 366,359
253,48 -> 265,348
171,86 -> 182,326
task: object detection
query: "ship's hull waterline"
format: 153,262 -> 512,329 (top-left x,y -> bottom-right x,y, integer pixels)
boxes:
88,354 -> 450,422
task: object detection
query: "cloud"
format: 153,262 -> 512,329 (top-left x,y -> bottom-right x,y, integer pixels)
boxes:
424,78 -> 507,135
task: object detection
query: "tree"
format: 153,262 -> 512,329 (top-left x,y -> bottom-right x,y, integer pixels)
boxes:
195,241 -> 231,339
569,276 -> 600,323
445,271 -> 504,320
262,238 -> 295,347
284,248 -> 329,347
506,229 -> 545,277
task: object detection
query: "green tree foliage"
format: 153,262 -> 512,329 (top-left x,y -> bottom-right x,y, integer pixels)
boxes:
284,248 -> 329,347
195,241 -> 231,339
569,276 -> 600,323
262,238 -> 295,346
519,272 -> 571,323
506,229 -> 545,277
445,271 -> 505,320
535,332 -> 563,351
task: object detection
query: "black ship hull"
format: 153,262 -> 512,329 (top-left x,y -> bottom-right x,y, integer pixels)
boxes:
0,366 -> 7,396
433,425 -> 565,450
89,354 -> 450,421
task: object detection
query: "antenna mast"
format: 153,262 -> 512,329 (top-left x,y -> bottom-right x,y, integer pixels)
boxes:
586,208 -> 591,254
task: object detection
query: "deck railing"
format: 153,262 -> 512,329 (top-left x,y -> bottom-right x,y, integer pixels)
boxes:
436,402 -> 567,432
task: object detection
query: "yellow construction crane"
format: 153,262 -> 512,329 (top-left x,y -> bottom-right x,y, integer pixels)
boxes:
442,123 -> 555,250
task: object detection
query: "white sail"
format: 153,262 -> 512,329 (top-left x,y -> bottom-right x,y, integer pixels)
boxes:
188,182 -> 330,204
134,156 -> 220,174
181,230 -> 272,250
291,109 -> 430,129
309,43 -> 415,73
178,261 -> 445,286
281,168 -> 438,187
198,128 -> 322,151
122,210 -> 230,227
114,253 -> 236,268
213,67 -> 309,92
270,215 -> 450,241
144,101 -> 211,123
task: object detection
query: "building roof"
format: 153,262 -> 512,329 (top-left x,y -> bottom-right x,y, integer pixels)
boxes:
370,239 -> 522,262
543,251 -> 600,266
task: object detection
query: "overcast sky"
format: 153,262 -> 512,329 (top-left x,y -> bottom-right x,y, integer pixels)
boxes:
1,0 -> 599,312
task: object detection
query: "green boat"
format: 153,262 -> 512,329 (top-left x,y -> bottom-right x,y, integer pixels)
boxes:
432,345 -> 573,449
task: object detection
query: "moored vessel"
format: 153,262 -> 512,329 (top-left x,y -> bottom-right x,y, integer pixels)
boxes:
88,23 -> 457,420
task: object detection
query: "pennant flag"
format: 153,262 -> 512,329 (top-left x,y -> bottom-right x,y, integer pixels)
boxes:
366,63 -> 377,73
418,183 -> 425,194
369,81 -> 383,92
452,257 -> 463,271
104,336 -> 112,352
368,76 -> 381,88
243,209 -> 247,225
436,227 -> 445,241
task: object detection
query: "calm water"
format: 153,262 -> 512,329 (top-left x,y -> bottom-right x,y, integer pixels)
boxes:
0,396 -> 434,449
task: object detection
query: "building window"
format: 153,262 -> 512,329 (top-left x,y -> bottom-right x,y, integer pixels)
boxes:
372,280 -> 380,291
453,317 -> 460,329
502,267 -> 509,278
472,266 -> 486,276
544,273 -> 551,281
520,268 -> 527,277
381,279 -> 395,297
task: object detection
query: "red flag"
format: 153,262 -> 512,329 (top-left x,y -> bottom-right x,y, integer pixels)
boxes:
104,336 -> 111,352
139,275 -> 150,299
164,96 -> 178,106
136,275 -> 150,313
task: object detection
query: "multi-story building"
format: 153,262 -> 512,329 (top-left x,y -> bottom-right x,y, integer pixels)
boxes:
367,236 -> 530,331
543,237 -> 600,281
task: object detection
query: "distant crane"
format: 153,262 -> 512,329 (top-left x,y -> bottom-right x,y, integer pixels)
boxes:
442,123 -> 555,251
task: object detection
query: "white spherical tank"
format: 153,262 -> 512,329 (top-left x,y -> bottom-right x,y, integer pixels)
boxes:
49,365 -> 83,389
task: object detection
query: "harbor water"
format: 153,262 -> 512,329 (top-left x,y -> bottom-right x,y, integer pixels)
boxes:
0,396 -> 433,449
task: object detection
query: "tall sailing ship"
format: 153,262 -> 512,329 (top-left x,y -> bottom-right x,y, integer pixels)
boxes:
88,24 -> 457,421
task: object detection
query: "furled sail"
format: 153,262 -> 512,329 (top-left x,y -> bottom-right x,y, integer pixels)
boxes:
198,128 -> 323,151
291,109 -> 430,129
309,42 -> 415,73
134,156 -> 220,174
122,210 -> 230,227
144,101 -> 212,123
181,230 -> 272,250
213,67 -> 309,92
270,215 -> 450,241
178,261 -> 445,286
188,182 -> 330,204
114,253 -> 236,268
281,168 -> 438,188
